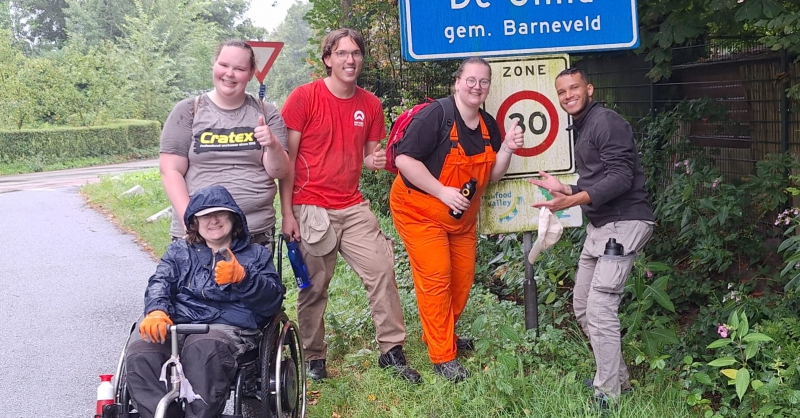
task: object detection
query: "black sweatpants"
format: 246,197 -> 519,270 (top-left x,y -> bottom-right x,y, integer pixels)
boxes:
124,326 -> 257,418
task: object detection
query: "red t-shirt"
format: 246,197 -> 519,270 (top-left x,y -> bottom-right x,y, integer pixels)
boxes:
282,79 -> 386,209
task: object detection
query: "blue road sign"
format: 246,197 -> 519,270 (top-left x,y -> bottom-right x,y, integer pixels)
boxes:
399,0 -> 639,61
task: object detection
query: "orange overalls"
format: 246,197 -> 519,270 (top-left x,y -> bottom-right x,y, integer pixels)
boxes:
389,117 -> 495,364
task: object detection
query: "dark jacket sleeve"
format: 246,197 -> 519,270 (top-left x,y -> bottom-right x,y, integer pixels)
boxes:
583,114 -> 636,207
143,244 -> 182,317
229,246 -> 285,318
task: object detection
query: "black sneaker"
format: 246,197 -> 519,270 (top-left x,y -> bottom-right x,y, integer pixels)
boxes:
590,394 -> 614,411
456,338 -> 475,351
583,379 -> 633,395
433,359 -> 470,382
378,345 -> 422,384
306,359 -> 327,381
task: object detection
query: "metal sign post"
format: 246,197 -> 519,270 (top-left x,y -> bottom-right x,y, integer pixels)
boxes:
522,232 -> 539,336
477,57 -> 581,333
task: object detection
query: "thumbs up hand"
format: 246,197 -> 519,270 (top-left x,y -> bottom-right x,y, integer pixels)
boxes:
371,143 -> 387,169
255,115 -> 278,149
502,119 -> 524,153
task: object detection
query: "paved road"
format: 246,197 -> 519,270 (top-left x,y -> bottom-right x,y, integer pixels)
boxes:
0,168 -> 158,417
0,159 -> 159,194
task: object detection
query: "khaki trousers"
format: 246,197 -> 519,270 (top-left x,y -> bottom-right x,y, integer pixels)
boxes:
292,201 -> 406,360
574,220 -> 653,398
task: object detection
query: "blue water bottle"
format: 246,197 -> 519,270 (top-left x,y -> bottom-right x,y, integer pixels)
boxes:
285,239 -> 311,289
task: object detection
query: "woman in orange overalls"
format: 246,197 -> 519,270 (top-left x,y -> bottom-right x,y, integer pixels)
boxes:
390,57 -> 524,382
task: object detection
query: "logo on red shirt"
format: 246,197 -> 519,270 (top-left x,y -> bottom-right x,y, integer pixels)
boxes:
354,110 -> 365,127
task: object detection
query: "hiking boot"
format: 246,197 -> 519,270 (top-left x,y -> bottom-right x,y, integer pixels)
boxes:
378,345 -> 422,384
583,379 -> 633,395
590,394 -> 614,412
591,395 -> 609,411
306,359 -> 327,381
456,337 -> 475,351
433,359 -> 470,382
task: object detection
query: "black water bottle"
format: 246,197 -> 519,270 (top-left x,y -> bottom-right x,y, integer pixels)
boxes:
450,178 -> 478,220
604,238 -> 624,256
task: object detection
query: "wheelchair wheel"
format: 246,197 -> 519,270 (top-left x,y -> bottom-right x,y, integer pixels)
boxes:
258,312 -> 306,418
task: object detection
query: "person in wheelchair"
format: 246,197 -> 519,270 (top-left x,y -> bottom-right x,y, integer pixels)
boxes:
125,184 -> 285,418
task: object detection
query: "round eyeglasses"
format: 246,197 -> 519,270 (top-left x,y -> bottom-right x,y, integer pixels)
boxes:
333,50 -> 363,61
463,77 -> 491,89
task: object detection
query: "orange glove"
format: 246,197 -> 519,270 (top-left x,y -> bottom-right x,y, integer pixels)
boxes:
215,249 -> 246,285
139,310 -> 173,343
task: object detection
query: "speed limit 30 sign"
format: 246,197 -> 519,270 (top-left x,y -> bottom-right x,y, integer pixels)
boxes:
484,56 -> 574,177
478,55 -> 581,234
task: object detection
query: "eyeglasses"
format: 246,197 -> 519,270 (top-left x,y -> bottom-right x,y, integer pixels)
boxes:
462,77 -> 491,89
333,50 -> 364,61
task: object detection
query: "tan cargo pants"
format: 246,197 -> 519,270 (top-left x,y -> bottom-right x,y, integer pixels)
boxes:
292,201 -> 406,360
574,220 -> 653,398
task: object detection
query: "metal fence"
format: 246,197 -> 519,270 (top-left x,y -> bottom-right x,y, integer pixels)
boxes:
358,60 -> 460,111
575,38 -> 800,181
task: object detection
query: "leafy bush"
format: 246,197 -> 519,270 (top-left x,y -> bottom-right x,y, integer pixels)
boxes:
0,119 -> 160,164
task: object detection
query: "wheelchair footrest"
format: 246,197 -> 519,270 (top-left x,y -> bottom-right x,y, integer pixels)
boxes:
220,415 -> 243,418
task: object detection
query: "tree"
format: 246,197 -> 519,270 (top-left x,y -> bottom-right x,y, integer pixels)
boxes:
204,0 -> 263,40
638,0 -> 800,93
8,0 -> 69,50
116,0 -> 188,121
262,0 -> 313,106
65,0 -> 158,45
0,28 -> 34,129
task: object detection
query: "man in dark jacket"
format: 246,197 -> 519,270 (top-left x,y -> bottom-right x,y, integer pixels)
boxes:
125,185 -> 284,418
529,68 -> 654,409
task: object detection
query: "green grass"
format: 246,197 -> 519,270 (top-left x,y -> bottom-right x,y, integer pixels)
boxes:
81,170 -> 697,418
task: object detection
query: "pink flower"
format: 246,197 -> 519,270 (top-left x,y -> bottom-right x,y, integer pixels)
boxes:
646,270 -> 653,278
717,324 -> 728,338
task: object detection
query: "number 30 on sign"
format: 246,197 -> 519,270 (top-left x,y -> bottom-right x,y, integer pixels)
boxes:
484,56 -> 575,178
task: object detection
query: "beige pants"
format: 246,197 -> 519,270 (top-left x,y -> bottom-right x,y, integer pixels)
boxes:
292,201 -> 406,360
574,220 -> 653,398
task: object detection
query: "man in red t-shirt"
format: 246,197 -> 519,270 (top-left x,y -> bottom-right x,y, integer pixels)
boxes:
279,28 -> 420,384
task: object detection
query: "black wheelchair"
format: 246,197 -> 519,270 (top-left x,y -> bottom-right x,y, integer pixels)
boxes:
99,238 -> 306,418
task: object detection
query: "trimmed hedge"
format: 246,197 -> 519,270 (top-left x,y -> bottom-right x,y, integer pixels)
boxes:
0,120 -> 161,163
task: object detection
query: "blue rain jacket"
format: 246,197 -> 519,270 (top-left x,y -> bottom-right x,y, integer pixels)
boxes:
143,185 -> 284,329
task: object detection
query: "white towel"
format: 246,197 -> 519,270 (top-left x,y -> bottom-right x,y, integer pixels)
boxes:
528,208 -> 564,264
